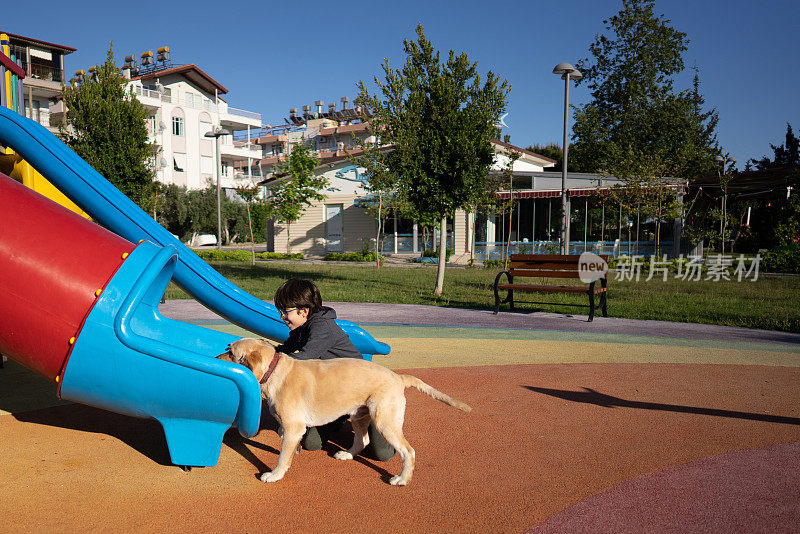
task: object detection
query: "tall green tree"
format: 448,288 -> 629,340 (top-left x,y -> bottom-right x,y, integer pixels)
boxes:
62,42 -> 155,206
747,123 -> 800,170
235,181 -> 264,264
527,142 -> 564,172
266,140 -> 327,254
346,141 -> 400,268
570,0 -> 719,181
357,24 -> 509,295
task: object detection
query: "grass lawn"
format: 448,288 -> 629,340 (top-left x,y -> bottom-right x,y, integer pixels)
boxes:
164,261 -> 800,333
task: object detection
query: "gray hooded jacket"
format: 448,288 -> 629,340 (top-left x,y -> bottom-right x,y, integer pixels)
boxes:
275,306 -> 362,360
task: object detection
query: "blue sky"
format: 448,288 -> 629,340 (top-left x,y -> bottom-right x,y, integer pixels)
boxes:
5,0 -> 799,169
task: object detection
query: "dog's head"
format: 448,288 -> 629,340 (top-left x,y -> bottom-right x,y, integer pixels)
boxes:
217,338 -> 277,383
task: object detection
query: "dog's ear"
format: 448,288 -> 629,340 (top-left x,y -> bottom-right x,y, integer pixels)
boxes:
259,342 -> 276,360
217,352 -> 234,362
245,348 -> 269,381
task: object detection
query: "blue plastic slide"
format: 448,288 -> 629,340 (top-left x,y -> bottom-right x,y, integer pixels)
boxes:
0,107 -> 389,359
60,240 -> 264,466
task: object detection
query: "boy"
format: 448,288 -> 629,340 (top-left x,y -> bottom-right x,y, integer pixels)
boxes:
273,277 -> 395,460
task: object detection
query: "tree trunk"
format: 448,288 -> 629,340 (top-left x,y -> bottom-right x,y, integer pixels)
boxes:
246,203 -> 255,265
469,211 -> 475,263
376,192 -> 383,269
654,194 -> 661,258
286,222 -> 292,254
434,215 -> 447,296
505,202 -> 514,270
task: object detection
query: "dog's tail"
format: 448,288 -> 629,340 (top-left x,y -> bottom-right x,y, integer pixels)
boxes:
401,375 -> 472,413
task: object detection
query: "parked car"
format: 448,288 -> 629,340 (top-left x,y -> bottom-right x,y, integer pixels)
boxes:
188,233 -> 217,247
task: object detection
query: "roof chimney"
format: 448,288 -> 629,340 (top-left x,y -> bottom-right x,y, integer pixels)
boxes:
340,96 -> 349,110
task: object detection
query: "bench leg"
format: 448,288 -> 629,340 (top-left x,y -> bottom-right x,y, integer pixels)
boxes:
588,282 -> 596,322
493,286 -> 500,314
508,289 -> 514,311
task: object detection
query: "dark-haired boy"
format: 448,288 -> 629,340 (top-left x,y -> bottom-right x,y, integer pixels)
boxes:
273,277 -> 395,461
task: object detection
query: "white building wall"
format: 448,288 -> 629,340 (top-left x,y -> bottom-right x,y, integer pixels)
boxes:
128,72 -> 261,191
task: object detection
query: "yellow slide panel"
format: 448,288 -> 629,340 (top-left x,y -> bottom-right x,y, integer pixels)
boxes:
0,152 -> 91,219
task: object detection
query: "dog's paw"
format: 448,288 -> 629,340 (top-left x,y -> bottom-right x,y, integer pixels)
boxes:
259,470 -> 284,483
334,451 -> 353,461
389,475 -> 408,486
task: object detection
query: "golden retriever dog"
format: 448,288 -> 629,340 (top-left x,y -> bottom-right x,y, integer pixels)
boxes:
218,337 -> 471,486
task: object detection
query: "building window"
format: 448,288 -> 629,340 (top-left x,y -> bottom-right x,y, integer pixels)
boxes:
147,116 -> 156,135
172,116 -> 184,136
173,153 -> 186,172
26,100 -> 41,123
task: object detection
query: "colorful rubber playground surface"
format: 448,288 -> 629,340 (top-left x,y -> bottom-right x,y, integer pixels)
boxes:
2,301 -> 799,533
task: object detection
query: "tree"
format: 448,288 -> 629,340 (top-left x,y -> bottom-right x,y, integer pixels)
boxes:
234,182 -> 263,265
346,141 -> 400,268
496,148 -> 522,267
266,140 -> 327,254
527,143 -> 563,172
747,123 -> 800,170
596,148 -> 681,256
571,0 -> 719,181
357,24 -> 509,295
61,42 -> 155,206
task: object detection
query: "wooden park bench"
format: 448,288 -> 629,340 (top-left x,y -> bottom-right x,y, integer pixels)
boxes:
493,254 -> 609,321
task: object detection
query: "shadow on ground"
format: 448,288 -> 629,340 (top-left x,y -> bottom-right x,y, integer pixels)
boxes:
14,404 -> 173,465
524,385 -> 800,425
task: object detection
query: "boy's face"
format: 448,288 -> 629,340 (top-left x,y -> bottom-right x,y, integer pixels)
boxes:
280,307 -> 309,330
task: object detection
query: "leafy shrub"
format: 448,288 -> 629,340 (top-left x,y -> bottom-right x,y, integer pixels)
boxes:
324,251 -> 382,262
482,259 -> 505,269
761,246 -> 800,274
421,247 -> 454,260
257,252 -> 305,260
194,250 -> 304,262
195,249 -> 254,262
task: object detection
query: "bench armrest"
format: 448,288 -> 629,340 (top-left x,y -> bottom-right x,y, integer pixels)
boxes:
493,270 -> 513,289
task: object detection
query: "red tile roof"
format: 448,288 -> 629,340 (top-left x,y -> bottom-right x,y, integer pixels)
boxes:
4,32 -> 76,53
131,64 -> 227,94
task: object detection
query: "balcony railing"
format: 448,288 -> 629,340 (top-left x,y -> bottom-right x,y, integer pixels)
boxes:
26,63 -> 64,83
226,106 -> 261,121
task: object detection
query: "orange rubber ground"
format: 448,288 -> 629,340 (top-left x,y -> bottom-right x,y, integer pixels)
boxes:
2,362 -> 799,532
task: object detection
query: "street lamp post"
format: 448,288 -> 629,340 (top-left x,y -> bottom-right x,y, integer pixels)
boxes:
552,63 -> 582,255
205,127 -> 231,249
715,154 -> 736,255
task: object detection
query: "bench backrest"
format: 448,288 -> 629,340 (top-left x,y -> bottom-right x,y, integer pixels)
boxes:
507,254 -> 610,280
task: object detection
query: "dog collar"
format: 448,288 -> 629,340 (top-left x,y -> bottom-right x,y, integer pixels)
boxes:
261,352 -> 281,384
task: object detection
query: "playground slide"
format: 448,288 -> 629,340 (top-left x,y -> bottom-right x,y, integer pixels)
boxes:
0,106 -> 389,359
0,175 -> 262,466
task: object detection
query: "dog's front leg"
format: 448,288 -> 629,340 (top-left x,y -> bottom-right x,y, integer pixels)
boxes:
260,422 -> 305,483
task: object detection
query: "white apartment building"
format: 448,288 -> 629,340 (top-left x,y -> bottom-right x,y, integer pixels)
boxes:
125,60 -> 263,192
235,97 -> 374,177
6,32 -> 74,133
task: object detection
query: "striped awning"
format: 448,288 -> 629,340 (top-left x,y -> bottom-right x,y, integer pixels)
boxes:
496,187 -> 610,200
496,184 -> 679,200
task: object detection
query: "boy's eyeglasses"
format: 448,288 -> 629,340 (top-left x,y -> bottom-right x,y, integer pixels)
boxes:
279,307 -> 298,317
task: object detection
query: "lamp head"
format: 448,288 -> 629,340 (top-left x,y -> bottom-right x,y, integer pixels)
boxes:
205,128 -> 231,138
552,62 -> 576,75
